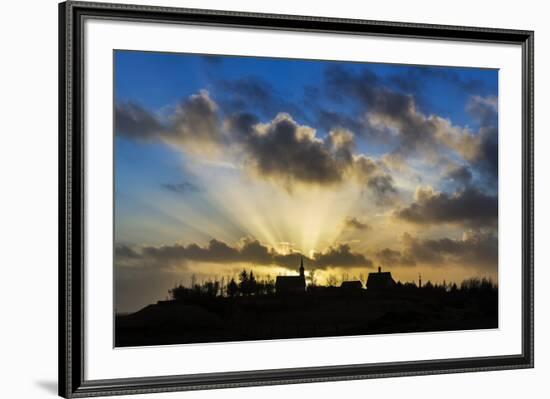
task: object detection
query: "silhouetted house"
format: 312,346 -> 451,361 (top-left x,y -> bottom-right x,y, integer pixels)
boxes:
367,267 -> 396,291
276,257 -> 306,295
340,281 -> 363,291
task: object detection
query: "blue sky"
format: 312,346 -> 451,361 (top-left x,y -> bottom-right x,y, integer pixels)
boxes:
114,50 -> 498,312
115,51 -> 496,127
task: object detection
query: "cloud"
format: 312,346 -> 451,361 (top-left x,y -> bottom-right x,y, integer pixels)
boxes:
116,237 -> 372,271
388,67 -> 490,96
117,92 -> 398,199
116,90 -> 223,155
401,231 -> 497,271
472,126 -> 498,183
466,95 -> 498,126
376,247 -> 416,267
375,230 -> 497,272
395,185 -> 497,227
444,165 -> 473,187
324,66 -> 494,172
226,112 -> 397,197
115,244 -> 141,259
325,66 -> 423,154
218,76 -> 274,115
167,90 -> 222,152
232,113 -> 344,187
312,244 -> 374,269
315,109 -> 366,137
115,102 -> 165,140
161,181 -> 201,194
464,95 -> 499,183
344,217 -> 371,231
217,76 -> 310,122
367,174 -> 397,199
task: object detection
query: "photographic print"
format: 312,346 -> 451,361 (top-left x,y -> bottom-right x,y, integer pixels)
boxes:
114,50 -> 499,347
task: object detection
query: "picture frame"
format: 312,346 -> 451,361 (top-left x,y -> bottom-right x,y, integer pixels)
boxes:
59,1 -> 534,397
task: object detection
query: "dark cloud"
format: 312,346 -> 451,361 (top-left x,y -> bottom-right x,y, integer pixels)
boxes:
227,113 -> 348,186
226,112 -> 397,198
116,238 -> 372,271
218,76 -> 273,115
367,175 -> 397,198
316,109 -> 365,137
168,90 -> 222,149
353,155 -> 398,203
140,239 -> 239,264
234,113 -> 344,186
376,247 -> 416,267
313,244 -> 374,269
395,186 -> 497,227
325,66 -> 445,157
465,96 -> 498,183
445,165 -> 473,187
115,90 -> 223,152
325,65 -> 379,103
116,91 -> 396,199
115,102 -> 165,140
473,126 -> 498,183
161,181 -> 200,194
376,230 -> 497,272
324,65 -> 498,186
388,67 -> 489,96
401,231 -> 497,271
466,95 -> 498,127
217,76 -> 310,123
115,244 -> 141,259
344,217 -> 371,231
224,112 -> 259,137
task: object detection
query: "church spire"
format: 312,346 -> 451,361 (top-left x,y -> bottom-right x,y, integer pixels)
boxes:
299,256 -> 305,277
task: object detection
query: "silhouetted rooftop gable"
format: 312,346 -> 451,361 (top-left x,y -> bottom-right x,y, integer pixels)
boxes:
367,268 -> 396,290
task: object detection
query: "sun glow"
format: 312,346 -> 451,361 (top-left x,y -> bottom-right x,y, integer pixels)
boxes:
185,159 -> 363,255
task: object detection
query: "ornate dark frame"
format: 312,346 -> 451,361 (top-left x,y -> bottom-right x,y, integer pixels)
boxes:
59,1 -> 534,397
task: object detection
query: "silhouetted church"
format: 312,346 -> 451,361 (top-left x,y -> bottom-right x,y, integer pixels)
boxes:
367,266 -> 396,290
276,257 -> 306,295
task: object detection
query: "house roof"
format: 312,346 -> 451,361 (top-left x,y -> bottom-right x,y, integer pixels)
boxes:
367,272 -> 396,289
340,281 -> 363,289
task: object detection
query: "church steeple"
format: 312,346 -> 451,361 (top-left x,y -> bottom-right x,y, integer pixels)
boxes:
299,256 -> 305,277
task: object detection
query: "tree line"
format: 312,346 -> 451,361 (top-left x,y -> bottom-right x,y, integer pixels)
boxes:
167,269 -> 497,302
169,270 -> 276,301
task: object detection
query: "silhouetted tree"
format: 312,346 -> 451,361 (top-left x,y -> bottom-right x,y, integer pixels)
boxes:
326,275 -> 338,287
227,278 -> 238,298
460,277 -> 496,293
169,284 -> 188,301
239,269 -> 249,296
308,269 -> 318,286
264,279 -> 275,295
203,281 -> 220,297
249,270 -> 257,295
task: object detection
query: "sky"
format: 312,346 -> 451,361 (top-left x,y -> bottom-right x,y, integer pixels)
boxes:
114,50 -> 499,313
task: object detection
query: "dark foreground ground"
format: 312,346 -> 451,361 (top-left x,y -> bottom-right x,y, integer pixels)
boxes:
115,288 -> 498,347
